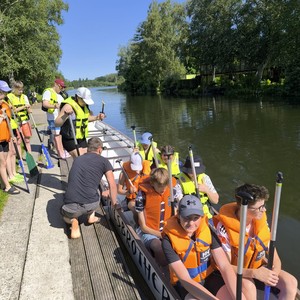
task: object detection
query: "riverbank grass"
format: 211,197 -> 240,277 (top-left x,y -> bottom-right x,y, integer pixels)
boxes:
0,190 -> 9,217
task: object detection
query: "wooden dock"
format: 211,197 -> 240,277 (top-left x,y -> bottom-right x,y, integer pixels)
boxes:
59,157 -> 155,300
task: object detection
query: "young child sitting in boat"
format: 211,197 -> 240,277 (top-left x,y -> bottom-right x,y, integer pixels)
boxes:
135,168 -> 183,267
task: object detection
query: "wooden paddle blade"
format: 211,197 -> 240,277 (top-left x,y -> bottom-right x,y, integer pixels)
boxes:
26,152 -> 39,177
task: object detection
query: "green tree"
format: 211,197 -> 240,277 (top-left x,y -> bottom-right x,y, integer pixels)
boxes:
0,0 -> 68,89
117,0 -> 187,94
187,0 -> 240,81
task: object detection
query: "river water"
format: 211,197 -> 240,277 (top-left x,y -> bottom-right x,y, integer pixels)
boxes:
69,86 -> 300,281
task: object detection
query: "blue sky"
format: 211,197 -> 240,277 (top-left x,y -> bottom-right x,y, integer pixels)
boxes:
57,0 -> 185,81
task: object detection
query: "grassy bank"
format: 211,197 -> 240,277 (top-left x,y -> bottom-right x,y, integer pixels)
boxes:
0,190 -> 9,218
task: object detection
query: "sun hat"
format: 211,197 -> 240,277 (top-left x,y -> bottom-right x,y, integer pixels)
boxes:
0,80 -> 11,92
181,155 -> 206,175
54,79 -> 66,88
76,87 -> 94,105
130,152 -> 143,171
179,195 -> 204,218
140,132 -> 152,145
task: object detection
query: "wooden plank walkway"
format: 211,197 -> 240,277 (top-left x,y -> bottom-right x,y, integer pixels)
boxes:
59,157 -> 153,300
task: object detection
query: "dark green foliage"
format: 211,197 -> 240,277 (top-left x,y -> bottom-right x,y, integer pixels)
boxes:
0,0 -> 68,89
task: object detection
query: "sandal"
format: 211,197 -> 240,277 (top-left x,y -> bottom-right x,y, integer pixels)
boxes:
4,186 -> 20,195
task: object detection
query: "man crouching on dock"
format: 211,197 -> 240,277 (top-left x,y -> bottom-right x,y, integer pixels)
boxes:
61,137 -> 117,239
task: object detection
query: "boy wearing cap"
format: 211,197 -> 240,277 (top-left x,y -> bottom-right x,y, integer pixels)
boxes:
176,155 -> 219,219
55,87 -> 105,158
42,79 -> 70,159
135,168 -> 183,267
156,145 -> 180,175
214,183 -> 298,299
0,80 -> 20,194
137,132 -> 159,166
117,152 -> 151,214
162,195 -> 244,299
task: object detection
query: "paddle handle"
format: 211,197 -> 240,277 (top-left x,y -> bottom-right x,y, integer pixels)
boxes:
68,115 -> 80,156
101,101 -> 105,113
188,146 -> 200,198
167,156 -> 175,215
117,160 -> 134,188
149,136 -> 159,167
264,172 -> 283,300
131,125 -> 137,147
29,113 -> 42,143
235,191 -> 253,300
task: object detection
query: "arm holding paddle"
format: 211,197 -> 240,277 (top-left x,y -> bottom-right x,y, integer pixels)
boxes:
54,103 -> 74,127
215,183 -> 298,300
89,100 -> 106,122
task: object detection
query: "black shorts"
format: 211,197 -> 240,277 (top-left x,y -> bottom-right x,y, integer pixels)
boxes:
62,138 -> 87,152
0,141 -> 9,152
174,270 -> 225,298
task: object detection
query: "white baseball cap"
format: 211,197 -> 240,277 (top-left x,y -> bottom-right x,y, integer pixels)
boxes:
130,152 -> 143,171
0,80 -> 11,92
76,87 -> 94,105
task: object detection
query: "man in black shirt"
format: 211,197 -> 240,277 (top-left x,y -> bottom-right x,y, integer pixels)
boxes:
61,137 -> 117,239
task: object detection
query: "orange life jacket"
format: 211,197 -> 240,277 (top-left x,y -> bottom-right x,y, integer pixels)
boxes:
213,202 -> 270,269
0,101 -> 12,142
123,160 -> 151,200
163,215 -> 213,285
139,177 -> 176,231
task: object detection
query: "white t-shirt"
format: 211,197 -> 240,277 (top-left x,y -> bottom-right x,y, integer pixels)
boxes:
42,89 -> 64,121
202,174 -> 217,193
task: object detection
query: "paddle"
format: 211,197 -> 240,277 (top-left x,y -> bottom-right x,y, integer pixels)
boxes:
116,159 -> 135,189
101,100 -> 105,114
149,135 -> 159,168
6,102 -> 39,177
188,145 -> 218,216
264,172 -> 283,300
29,113 -> 54,169
68,115 -> 80,156
131,125 -> 137,147
165,151 -> 175,215
188,146 -> 200,198
235,191 -> 253,300
4,111 -> 30,192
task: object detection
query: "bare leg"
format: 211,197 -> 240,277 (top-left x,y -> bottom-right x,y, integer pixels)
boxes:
53,134 -> 64,158
150,239 -> 168,267
6,140 -> 16,179
0,151 -> 12,191
277,270 -> 298,300
24,137 -> 31,153
69,147 -> 87,158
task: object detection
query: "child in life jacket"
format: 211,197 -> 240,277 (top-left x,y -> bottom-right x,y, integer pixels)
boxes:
214,183 -> 298,300
176,155 -> 219,219
162,195 -> 245,299
135,168 -> 183,267
117,152 -> 151,216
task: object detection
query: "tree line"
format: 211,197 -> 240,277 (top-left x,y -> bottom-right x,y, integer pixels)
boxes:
0,0 -> 68,92
1,1 -> 299,97
116,0 -> 300,97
